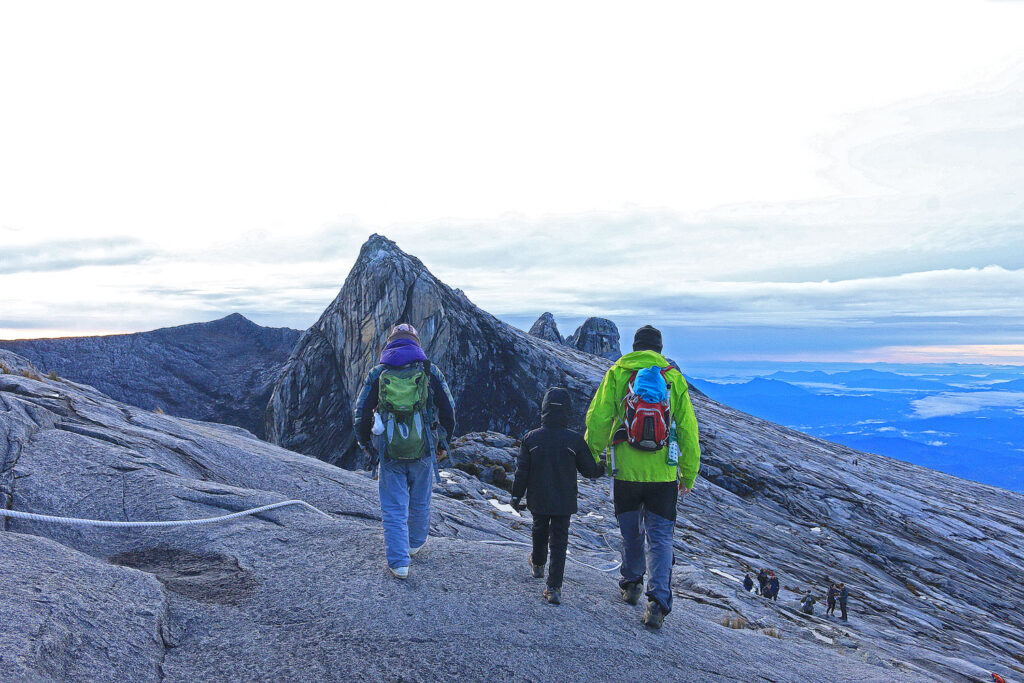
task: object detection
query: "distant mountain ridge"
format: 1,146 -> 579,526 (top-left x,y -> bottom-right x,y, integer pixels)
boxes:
696,370 -> 1024,491
768,369 -> 957,391
0,313 -> 301,438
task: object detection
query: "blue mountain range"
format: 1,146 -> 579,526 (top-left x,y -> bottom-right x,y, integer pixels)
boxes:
693,367 -> 1024,493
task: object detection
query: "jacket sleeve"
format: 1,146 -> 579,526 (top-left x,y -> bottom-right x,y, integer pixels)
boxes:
669,370 -> 701,489
573,433 -> 603,478
584,368 -> 619,469
511,437 -> 531,500
429,364 -> 457,440
352,365 -> 384,451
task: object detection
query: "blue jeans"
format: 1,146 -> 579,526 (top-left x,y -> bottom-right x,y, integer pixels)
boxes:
379,456 -> 434,569
617,507 -> 675,613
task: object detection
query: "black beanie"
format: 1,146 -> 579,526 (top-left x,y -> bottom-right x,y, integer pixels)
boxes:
633,325 -> 663,353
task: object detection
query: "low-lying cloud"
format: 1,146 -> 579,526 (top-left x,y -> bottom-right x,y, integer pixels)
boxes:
911,391 -> 1024,419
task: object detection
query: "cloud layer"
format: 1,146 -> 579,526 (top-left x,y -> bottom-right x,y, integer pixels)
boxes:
912,391 -> 1024,419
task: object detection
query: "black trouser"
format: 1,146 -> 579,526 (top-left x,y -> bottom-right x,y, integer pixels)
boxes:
532,514 -> 571,589
827,599 -> 836,615
840,602 -> 848,620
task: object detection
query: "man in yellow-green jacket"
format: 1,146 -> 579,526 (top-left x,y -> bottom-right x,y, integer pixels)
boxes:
584,325 -> 700,629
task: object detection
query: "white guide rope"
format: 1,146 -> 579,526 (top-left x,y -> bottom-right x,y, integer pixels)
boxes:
1,502 -> 620,572
0,499 -> 331,528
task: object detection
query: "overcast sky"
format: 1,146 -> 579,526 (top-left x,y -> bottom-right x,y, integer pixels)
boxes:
2,1 -> 1023,364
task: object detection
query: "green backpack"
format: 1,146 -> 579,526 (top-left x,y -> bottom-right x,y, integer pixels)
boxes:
378,363 -> 431,460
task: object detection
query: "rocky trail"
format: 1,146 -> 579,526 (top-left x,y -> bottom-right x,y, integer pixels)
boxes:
0,366 -> 930,682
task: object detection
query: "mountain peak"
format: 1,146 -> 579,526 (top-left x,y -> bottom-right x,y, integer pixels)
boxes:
528,312 -> 564,344
266,240 -> 611,467
213,312 -> 255,327
566,317 -> 621,360
355,233 -> 423,269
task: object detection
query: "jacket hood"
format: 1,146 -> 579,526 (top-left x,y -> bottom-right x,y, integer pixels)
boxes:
379,338 -> 428,367
614,350 -> 670,371
540,387 -> 571,428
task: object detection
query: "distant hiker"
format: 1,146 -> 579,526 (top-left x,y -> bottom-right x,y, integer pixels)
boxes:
584,325 -> 701,629
826,583 -> 838,616
743,574 -> 754,592
510,387 -> 603,605
757,568 -> 769,596
768,572 -> 780,601
800,593 -> 816,615
353,323 -> 456,580
838,583 -> 849,621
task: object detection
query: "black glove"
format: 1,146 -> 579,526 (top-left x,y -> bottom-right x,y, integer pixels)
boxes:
510,497 -> 524,512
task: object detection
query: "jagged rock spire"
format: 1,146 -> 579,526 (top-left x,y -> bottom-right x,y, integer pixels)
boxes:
528,312 -> 564,344
265,234 -> 610,468
566,317 -> 621,360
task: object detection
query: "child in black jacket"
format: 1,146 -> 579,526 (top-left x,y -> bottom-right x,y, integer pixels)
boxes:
510,387 -> 603,604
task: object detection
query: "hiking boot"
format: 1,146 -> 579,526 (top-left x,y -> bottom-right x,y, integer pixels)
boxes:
621,582 -> 643,605
543,587 -> 561,605
529,553 -> 544,579
410,538 -> 428,557
642,600 -> 666,629
389,566 -> 410,580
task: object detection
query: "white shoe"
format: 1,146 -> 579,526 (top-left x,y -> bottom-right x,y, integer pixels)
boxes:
410,538 -> 428,557
389,566 -> 410,579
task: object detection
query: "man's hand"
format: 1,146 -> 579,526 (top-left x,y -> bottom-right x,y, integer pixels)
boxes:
510,497 -> 524,512
679,480 -> 693,495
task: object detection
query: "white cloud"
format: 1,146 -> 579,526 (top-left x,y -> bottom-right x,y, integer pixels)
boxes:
911,391 -> 1024,419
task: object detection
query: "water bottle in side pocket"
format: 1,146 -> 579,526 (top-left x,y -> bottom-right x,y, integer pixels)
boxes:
667,423 -> 681,467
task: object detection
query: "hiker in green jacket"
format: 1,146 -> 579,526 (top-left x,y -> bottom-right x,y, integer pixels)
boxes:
584,325 -> 700,629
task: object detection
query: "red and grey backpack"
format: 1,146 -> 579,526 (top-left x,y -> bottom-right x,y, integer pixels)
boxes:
612,366 -> 672,452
